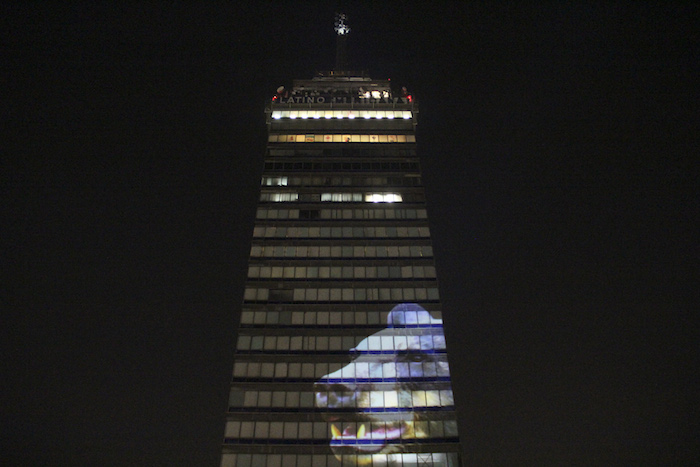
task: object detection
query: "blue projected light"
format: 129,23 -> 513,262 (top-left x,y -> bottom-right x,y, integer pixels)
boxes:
314,303 -> 455,465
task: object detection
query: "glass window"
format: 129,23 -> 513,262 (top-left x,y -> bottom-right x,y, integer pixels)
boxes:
240,421 -> 255,437
224,421 -> 241,438
263,336 -> 276,350
243,288 -> 257,301
243,391 -> 257,407
404,288 -> 416,300
313,423 -> 326,440
254,421 -> 269,438
272,391 -> 285,407
299,422 -> 312,439
428,288 -> 440,300
302,363 -> 315,377
329,336 -> 342,350
293,289 -> 305,301
261,363 -> 274,377
237,335 -> 251,350
283,422 -> 298,438
290,337 -> 302,350
444,420 -> 459,437
318,289 -> 329,301
241,311 -> 255,324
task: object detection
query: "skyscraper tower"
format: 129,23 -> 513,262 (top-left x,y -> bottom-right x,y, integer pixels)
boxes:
222,17 -> 462,467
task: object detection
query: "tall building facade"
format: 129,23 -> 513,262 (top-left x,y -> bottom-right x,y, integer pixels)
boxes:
222,28 -> 462,465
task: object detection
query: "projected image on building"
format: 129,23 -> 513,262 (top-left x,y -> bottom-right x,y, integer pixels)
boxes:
314,303 -> 460,466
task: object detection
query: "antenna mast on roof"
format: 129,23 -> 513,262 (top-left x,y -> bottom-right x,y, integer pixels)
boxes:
334,13 -> 350,72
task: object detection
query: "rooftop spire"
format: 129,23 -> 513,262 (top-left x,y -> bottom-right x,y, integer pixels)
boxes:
334,13 -> 349,72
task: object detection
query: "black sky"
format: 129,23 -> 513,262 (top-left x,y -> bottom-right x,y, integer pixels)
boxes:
2,2 -> 698,466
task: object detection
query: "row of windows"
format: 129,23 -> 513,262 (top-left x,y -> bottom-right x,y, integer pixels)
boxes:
221,451 -> 460,467
261,176 -> 422,187
249,245 -> 434,259
271,109 -> 413,120
269,134 -> 416,143
230,389 -> 454,410
267,148 -> 416,158
243,287 -> 441,303
260,193 -> 409,203
247,265 -> 436,280
224,420 -> 457,443
232,361 -> 450,380
236,334 -> 446,352
253,226 -> 430,239
240,310 -> 443,327
256,208 -> 427,220
263,161 -> 419,172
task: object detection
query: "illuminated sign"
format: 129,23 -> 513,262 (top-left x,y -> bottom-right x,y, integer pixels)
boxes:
276,96 -> 412,105
268,134 -> 416,143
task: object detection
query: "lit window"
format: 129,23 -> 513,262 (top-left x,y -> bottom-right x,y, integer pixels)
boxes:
262,192 -> 298,202
365,193 -> 402,203
262,177 -> 288,186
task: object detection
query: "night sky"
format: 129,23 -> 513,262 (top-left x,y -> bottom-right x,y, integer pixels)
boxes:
2,2 -> 698,466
